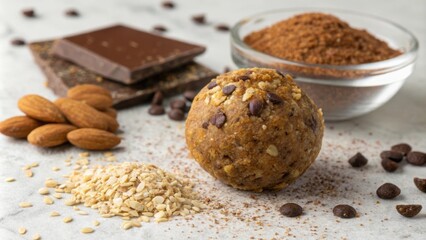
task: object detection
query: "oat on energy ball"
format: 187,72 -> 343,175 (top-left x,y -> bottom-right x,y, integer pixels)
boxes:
185,68 -> 324,191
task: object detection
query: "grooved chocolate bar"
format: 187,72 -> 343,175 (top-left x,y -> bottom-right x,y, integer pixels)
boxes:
51,25 -> 206,84
30,41 -> 216,109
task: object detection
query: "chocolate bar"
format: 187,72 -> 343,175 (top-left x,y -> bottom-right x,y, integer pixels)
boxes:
51,25 -> 206,84
30,41 -> 216,109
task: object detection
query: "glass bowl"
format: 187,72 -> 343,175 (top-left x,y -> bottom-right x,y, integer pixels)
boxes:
231,8 -> 418,121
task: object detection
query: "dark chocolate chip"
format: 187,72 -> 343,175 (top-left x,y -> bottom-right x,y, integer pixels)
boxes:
333,205 -> 356,218
380,150 -> 403,163
414,177 -> 426,193
348,152 -> 368,168
148,105 -> 165,116
202,121 -> 209,129
267,92 -> 283,104
192,14 -> 206,24
22,9 -> 35,18
222,85 -> 236,96
215,24 -> 230,32
396,204 -> 422,218
207,81 -> 217,89
210,111 -> 226,128
376,183 -> 401,199
249,99 -> 263,117
170,99 -> 186,110
168,109 -> 185,121
11,38 -> 26,46
238,75 -> 250,81
183,90 -> 197,102
65,9 -> 79,17
279,203 -> 303,217
406,151 -> 426,166
162,1 -> 175,9
381,159 -> 398,172
391,143 -> 411,156
276,70 -> 286,78
151,91 -> 164,105
153,25 -> 167,33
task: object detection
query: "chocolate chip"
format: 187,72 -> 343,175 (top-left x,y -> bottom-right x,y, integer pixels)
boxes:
202,121 -> 209,129
380,150 -> 403,163
65,9 -> 79,17
396,204 -> 422,218
207,81 -> 217,89
151,91 -> 164,105
162,1 -> 175,9
170,99 -> 186,110
222,85 -> 236,96
183,90 -> 197,102
279,203 -> 303,217
414,177 -> 426,193
406,151 -> 426,166
333,205 -> 357,218
153,25 -> 167,33
276,70 -> 286,78
249,99 -> 263,117
148,105 -> 165,116
192,14 -> 206,25
216,24 -> 230,32
11,38 -> 26,46
168,109 -> 185,121
238,75 -> 250,81
305,115 -> 317,133
376,183 -> 401,199
348,152 -> 368,167
22,9 -> 35,18
210,111 -> 226,128
381,159 -> 399,172
267,92 -> 283,104
391,143 -> 411,156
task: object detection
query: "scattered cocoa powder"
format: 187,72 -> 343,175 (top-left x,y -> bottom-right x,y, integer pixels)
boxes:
244,13 -> 401,65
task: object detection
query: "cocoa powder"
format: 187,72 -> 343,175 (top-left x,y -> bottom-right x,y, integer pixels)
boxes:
244,12 -> 401,65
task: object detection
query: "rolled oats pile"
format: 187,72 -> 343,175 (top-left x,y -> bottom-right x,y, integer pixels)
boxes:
58,162 -> 206,226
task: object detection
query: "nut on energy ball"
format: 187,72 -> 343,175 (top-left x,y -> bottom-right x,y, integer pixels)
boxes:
185,68 -> 324,191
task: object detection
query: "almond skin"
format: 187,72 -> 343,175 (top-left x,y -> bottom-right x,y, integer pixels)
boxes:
67,84 -> 112,98
67,128 -> 121,150
55,98 -> 109,130
0,116 -> 43,138
101,108 -> 117,118
69,93 -> 113,111
28,124 -> 77,147
18,94 -> 66,123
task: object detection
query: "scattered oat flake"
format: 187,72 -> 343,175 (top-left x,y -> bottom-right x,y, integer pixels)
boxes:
81,227 -> 94,234
19,202 -> 32,208
18,227 -> 27,235
63,217 -> 73,223
50,211 -> 60,217
38,187 -> 49,195
93,220 -> 100,226
52,167 -> 60,171
53,193 -> 62,199
77,210 -> 88,215
43,196 -> 54,205
25,169 -> 33,177
30,162 -> 39,168
32,233 -> 41,240
45,179 -> 58,188
4,177 -> 15,182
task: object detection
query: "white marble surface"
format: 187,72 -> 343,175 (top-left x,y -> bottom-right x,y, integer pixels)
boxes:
0,0 -> 425,239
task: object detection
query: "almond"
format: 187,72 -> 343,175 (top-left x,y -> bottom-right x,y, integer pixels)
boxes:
67,128 -> 121,150
28,124 -> 77,147
0,116 -> 43,138
69,93 -> 113,111
103,114 -> 119,133
67,84 -> 112,98
18,95 -> 66,123
55,98 -> 109,130
101,108 -> 117,118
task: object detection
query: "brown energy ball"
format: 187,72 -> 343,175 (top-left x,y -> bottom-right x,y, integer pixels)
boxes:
185,68 -> 324,191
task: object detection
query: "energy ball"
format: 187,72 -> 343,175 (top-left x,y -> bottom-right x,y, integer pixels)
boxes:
185,68 -> 324,191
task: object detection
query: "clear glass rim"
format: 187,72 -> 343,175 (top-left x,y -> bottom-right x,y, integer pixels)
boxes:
231,8 -> 419,71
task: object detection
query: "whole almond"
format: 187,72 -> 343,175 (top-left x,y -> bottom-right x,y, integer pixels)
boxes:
67,128 -> 121,150
28,124 -> 77,147
101,108 -> 117,118
103,114 -> 119,133
18,95 -> 66,123
68,84 -> 112,98
0,116 -> 43,138
69,93 -> 113,111
55,98 -> 109,130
